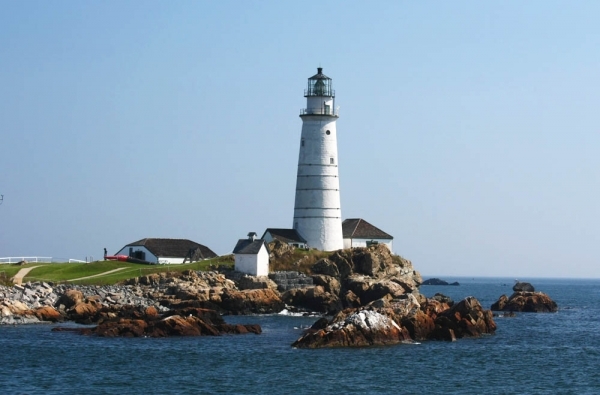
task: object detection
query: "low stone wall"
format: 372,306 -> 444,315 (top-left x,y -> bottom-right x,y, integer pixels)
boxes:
268,271 -> 313,292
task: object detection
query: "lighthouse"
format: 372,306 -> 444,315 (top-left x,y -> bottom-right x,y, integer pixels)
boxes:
292,67 -> 344,251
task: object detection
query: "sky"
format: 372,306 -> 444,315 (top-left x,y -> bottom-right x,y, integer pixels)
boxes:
1,1 -> 599,278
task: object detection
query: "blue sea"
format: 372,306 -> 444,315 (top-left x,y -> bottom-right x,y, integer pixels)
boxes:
1,277 -> 599,394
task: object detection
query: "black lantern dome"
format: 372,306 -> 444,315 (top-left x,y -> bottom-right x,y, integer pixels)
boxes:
305,67 -> 334,97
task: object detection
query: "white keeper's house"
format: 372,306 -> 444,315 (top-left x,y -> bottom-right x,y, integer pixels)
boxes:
114,238 -> 217,264
261,228 -> 308,249
232,232 -> 270,277
342,219 -> 394,251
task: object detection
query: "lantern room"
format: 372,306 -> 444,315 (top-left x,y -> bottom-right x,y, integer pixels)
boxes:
305,67 -> 334,97
301,67 -> 338,117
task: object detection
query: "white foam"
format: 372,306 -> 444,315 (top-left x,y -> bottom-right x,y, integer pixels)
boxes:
277,309 -> 306,317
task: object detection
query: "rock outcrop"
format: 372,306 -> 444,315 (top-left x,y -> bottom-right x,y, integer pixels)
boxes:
292,309 -> 411,348
513,282 -> 535,292
219,288 -> 285,315
268,239 -> 295,260
0,247 -> 503,348
281,286 -> 342,315
292,295 -> 496,348
53,307 -> 261,338
422,278 -> 460,286
429,297 -> 496,341
279,245 -> 423,315
491,291 -> 558,313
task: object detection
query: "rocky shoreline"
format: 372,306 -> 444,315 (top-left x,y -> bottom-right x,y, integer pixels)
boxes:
1,245 -> 504,346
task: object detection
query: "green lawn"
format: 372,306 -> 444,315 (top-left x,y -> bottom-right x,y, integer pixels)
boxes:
0,248 -> 327,287
0,256 -> 235,286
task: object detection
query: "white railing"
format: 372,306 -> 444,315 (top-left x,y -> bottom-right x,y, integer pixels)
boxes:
0,256 -> 53,264
1,257 -> 96,264
300,106 -> 340,116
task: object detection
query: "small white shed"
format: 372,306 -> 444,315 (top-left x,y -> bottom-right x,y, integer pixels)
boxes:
232,232 -> 270,276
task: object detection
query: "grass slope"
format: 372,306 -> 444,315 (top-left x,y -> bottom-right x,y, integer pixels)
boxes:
0,256 -> 235,286
0,248 -> 332,286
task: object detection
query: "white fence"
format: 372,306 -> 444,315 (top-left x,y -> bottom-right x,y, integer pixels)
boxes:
0,257 -> 94,264
0,257 -> 53,264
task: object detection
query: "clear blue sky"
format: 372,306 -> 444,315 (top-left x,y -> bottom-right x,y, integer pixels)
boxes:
1,1 -> 599,278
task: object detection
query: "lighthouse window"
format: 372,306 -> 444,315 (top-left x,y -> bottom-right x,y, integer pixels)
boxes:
326,130 -> 331,135
330,158 -> 335,164
301,139 -> 305,146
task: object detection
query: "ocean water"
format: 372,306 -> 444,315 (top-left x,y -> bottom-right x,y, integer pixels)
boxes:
1,277 -> 599,394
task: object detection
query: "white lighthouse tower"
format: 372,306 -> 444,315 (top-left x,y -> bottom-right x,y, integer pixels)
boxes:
292,67 -> 343,251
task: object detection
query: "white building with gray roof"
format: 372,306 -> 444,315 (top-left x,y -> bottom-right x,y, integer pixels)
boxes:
232,232 -> 270,276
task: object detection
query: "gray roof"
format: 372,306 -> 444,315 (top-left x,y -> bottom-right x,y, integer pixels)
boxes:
309,67 -> 331,80
232,239 -> 269,255
123,238 -> 218,259
261,228 -> 307,244
342,219 -> 393,240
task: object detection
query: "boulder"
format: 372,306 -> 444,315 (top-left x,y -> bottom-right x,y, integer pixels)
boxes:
343,276 -> 405,305
311,258 -> 340,277
292,309 -> 411,348
31,306 -> 62,322
68,301 -> 100,323
430,293 -> 454,306
94,319 -> 149,337
328,251 -> 353,279
311,274 -> 341,295
268,239 -> 294,259
387,293 -> 421,317
490,295 -> 508,311
219,288 -> 284,315
344,275 -> 370,297
150,314 -> 221,337
491,291 -> 557,313
421,298 -> 452,316
281,286 -> 342,315
352,246 -> 393,276
1,306 -> 12,317
430,297 -> 496,340
401,310 -> 435,341
55,289 -> 84,309
513,282 -> 535,292
342,290 -> 361,308
144,306 -> 159,318
362,280 -> 406,304
9,301 -> 30,314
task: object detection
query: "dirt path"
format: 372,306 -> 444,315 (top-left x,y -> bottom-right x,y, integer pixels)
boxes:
68,267 -> 130,281
12,266 -> 42,285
